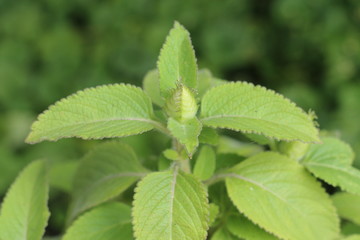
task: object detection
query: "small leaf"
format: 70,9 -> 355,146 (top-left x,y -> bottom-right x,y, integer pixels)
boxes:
218,136 -> 263,157
193,145 -> 216,180
302,137 -> 360,194
68,142 -> 148,221
157,22 -> 197,97
227,214 -> 279,240
332,192 -> 360,225
0,160 -> 50,240
26,84 -> 156,143
199,127 -> 219,145
201,82 -> 320,142
209,203 -> 220,227
197,69 -> 226,98
278,141 -> 309,161
167,117 -> 202,156
226,152 -> 339,240
63,202 -> 133,240
133,168 -> 209,240
211,228 -> 239,240
163,149 -> 180,161
143,69 -> 164,107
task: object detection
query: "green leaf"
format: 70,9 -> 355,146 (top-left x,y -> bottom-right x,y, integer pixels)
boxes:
132,168 -> 209,240
209,203 -> 220,227
332,192 -> 360,225
217,136 -> 263,157
244,133 -> 272,145
278,141 -> 309,161
167,117 -> 202,156
201,82 -> 320,142
227,214 -> 279,240
157,22 -> 197,97
211,228 -> 239,240
143,69 -> 164,107
226,152 -> 339,240
199,127 -> 219,145
302,137 -> 360,194
63,202 -> 133,240
193,145 -> 216,180
68,142 -> 148,221
342,222 -> 360,236
0,160 -> 50,240
344,235 -> 360,240
26,84 -> 156,143
198,69 -> 226,98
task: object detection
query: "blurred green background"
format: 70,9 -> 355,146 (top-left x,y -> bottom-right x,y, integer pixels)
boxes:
1,0 -> 360,236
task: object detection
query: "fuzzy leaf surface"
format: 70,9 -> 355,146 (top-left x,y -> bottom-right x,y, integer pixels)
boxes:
132,169 -> 209,240
193,145 -> 216,180
302,137 -> 360,194
332,192 -> 360,225
167,117 -> 202,156
157,22 -> 197,97
143,69 -> 164,107
68,142 -> 148,221
226,152 -> 339,240
26,84 -> 155,143
63,203 -> 133,240
201,82 -> 319,142
0,160 -> 49,240
227,214 -> 279,240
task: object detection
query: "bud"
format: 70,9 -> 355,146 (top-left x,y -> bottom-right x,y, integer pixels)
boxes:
165,84 -> 198,122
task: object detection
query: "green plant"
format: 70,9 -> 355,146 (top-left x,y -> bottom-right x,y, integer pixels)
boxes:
1,22 -> 360,240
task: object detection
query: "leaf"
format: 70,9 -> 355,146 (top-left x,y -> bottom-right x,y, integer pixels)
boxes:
68,142 -> 148,221
199,127 -> 219,145
225,152 -> 339,240
63,202 -> 133,240
278,141 -> 309,161
26,84 -> 156,143
200,82 -> 320,142
244,133 -> 272,145
157,22 -> 197,97
332,192 -> 360,225
211,228 -> 239,240
197,69 -> 226,98
209,203 -> 220,227
302,137 -> 360,194
0,160 -> 50,240
342,222 -> 360,236
193,145 -> 216,180
143,69 -> 164,107
344,235 -> 360,240
217,136 -> 263,157
227,214 -> 279,240
132,168 -> 209,240
49,160 -> 78,192
167,117 -> 202,156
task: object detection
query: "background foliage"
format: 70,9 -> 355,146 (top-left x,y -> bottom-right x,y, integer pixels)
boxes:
1,0 -> 360,236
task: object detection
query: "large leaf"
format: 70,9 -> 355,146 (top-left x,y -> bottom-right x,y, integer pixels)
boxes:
302,137 -> 360,194
26,84 -> 156,143
193,145 -> 216,180
63,202 -> 133,240
68,142 -> 149,221
225,152 -> 339,240
133,169 -> 209,240
226,214 -> 279,240
167,117 -> 202,156
344,235 -> 360,240
332,192 -> 360,225
0,160 -> 50,240
200,82 -> 320,142
157,22 -> 197,97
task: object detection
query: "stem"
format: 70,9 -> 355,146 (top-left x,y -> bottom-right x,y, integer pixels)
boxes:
151,120 -> 172,137
203,173 -> 231,186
